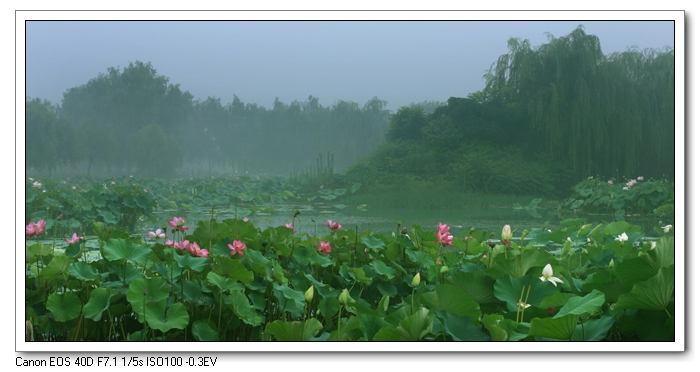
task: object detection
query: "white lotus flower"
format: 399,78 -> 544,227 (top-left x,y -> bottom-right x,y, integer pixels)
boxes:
615,232 -> 628,242
662,225 -> 673,233
540,264 -> 564,287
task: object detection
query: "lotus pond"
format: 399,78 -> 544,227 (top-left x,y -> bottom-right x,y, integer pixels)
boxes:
23,175 -> 675,342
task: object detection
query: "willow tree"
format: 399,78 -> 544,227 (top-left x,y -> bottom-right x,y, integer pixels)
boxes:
484,25 -> 674,181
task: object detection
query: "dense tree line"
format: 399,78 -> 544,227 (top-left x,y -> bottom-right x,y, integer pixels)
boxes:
26,26 -> 674,195
483,25 -> 674,181
354,26 -> 674,195
25,61 -> 390,178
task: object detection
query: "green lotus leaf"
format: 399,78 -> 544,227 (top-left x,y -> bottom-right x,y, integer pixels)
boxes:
529,313 -> 579,340
613,265 -> 674,314
206,271 -> 244,293
191,320 -> 219,341
572,315 -> 616,341
370,260 -> 397,279
373,307 -> 432,341
377,281 -> 398,297
46,292 -> 82,322
351,267 -> 372,285
420,284 -> 481,324
64,242 -> 82,258
67,261 -> 100,281
264,318 -> 324,341
494,274 -> 559,312
434,310 -> 490,341
361,236 -> 386,250
309,250 -> 335,267
292,245 -> 312,267
481,313 -> 531,341
244,249 -> 272,278
82,287 -> 112,321
126,277 -> 170,321
446,271 -> 499,305
40,255 -> 71,281
615,255 -> 659,286
317,296 -> 340,322
272,283 -> 306,318
211,256 -> 254,284
356,314 -> 392,341
102,238 -> 151,265
173,253 -> 208,272
554,290 -> 605,318
648,236 -> 674,269
487,249 -> 552,278
228,290 -> 264,327
146,301 -> 189,333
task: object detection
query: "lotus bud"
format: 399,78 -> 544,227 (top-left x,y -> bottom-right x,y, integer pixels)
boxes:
521,229 -> 529,239
338,289 -> 349,305
561,237 -> 572,257
411,273 -> 421,287
609,258 -> 615,268
25,320 -> 34,341
305,286 -> 314,303
440,266 -> 449,274
501,225 -> 513,241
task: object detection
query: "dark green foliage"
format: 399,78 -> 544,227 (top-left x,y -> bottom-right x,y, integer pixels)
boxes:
484,25 -> 674,181
351,26 -> 673,196
59,61 -> 193,175
25,98 -> 77,176
385,106 -> 428,142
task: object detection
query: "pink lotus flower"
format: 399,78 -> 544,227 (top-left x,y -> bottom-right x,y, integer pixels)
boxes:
168,216 -> 189,233
435,223 -> 453,246
435,230 -> 453,246
326,220 -> 342,232
65,233 -> 82,244
164,240 -> 175,247
148,228 -> 165,240
37,219 -> 47,234
285,223 -> 294,229
189,241 -> 200,255
178,240 -> 191,252
228,240 -> 247,256
25,223 -> 37,236
25,219 -> 46,237
318,240 -> 332,254
243,217 -> 249,222
196,247 -> 209,258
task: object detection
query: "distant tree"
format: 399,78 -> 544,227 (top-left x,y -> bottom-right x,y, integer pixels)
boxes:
26,97 -> 75,176
60,61 -> 193,173
76,118 -> 120,177
385,106 -> 427,142
484,25 -> 674,179
127,122 -> 183,177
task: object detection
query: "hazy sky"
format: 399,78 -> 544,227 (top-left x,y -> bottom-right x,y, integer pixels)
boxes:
24,19 -> 675,112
